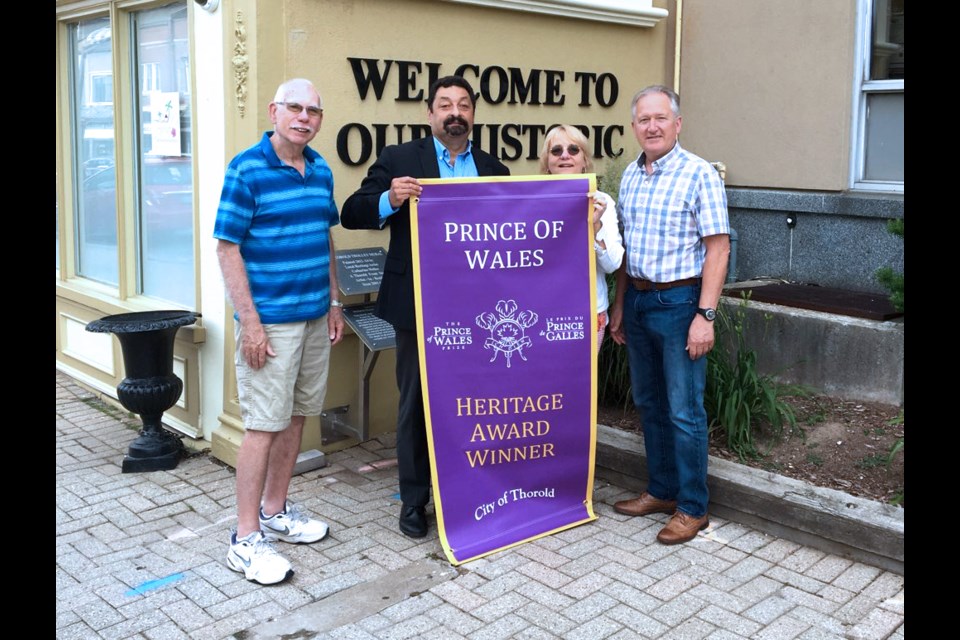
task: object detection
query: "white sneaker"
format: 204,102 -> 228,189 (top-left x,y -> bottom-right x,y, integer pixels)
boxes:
260,500 -> 330,544
226,530 -> 293,585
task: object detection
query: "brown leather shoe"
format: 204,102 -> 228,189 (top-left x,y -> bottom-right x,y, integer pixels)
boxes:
656,511 -> 709,545
613,492 -> 678,517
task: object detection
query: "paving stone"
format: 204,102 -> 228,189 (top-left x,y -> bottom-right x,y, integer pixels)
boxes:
753,539 -> 803,563
703,630 -> 750,640
97,610 -> 170,640
74,597 -> 125,631
780,585 -> 841,615
743,595 -> 796,625
425,602 -> 485,635
563,592 -> 619,624
831,563 -> 882,592
646,572 -> 700,601
764,566 -> 828,594
471,591 -> 531,623
598,562 -> 658,592
142,623 -> 192,640
431,579 -> 489,611
784,605 -> 847,636
605,602 -> 670,637
323,623 -> 382,640
381,592 -> 446,622
648,591 -> 709,627
465,613 -> 530,640
879,588 -> 904,615
516,601 -> 577,635
817,584 -> 856,606
722,556 -> 774,585
661,616 -> 717,639
688,583 -> 749,613
563,615 -> 623,639
803,556 -> 853,583
515,561 -> 574,589
598,580 -> 664,615
558,569 -> 614,599
753,614 -> 810,639
514,579 -> 577,610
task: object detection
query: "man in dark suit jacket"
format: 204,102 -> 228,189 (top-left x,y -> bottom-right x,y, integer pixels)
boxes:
341,76 -> 510,538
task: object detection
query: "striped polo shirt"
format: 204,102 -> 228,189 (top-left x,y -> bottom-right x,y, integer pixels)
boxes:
214,132 -> 340,324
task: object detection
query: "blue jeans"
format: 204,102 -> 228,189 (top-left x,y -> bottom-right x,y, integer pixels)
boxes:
623,284 -> 709,517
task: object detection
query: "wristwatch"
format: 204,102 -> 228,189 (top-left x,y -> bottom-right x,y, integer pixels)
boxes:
330,299 -> 344,308
696,307 -> 716,321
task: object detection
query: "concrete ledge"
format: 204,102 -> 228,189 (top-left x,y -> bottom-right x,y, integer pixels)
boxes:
595,424 -> 904,575
719,293 -> 904,405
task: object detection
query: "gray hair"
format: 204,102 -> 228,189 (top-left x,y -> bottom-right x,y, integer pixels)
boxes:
630,85 -> 680,120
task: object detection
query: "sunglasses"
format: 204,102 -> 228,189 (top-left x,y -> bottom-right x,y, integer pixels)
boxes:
549,144 -> 581,157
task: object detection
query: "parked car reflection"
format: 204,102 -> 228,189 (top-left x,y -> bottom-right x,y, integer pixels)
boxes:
81,156 -> 193,244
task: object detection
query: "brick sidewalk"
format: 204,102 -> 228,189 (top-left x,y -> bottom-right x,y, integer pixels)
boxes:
56,371 -> 904,639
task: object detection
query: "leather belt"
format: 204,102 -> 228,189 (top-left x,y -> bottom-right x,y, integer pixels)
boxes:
630,276 -> 701,291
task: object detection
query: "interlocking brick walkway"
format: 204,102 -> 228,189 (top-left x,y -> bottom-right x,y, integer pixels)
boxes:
56,371 -> 904,639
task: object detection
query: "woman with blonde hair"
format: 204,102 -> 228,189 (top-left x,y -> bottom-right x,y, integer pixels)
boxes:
540,125 -> 625,351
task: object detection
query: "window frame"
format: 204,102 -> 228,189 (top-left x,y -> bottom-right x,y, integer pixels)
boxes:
56,0 -> 197,310
849,0 -> 904,193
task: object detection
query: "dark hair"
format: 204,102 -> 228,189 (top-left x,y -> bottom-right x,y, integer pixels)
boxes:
426,75 -> 477,111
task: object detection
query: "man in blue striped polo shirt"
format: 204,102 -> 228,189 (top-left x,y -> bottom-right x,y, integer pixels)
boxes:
609,85 -> 730,545
214,78 -> 344,584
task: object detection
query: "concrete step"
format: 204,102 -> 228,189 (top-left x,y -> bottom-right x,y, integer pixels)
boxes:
595,423 -> 904,575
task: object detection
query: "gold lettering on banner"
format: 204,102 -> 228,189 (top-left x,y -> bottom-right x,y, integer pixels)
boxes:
465,443 -> 556,468
456,394 -> 564,416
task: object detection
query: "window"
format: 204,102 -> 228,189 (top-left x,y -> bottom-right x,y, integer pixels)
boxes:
851,0 -> 904,191
71,16 -> 118,285
134,3 -> 194,306
60,2 -> 194,307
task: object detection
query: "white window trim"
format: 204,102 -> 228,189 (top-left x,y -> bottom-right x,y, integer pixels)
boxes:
849,0 -> 904,193
438,0 -> 667,27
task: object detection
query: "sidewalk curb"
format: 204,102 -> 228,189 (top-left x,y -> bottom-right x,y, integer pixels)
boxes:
595,424 -> 904,575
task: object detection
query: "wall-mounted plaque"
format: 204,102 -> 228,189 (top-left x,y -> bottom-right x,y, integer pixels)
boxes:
342,302 -> 396,352
336,247 -> 386,296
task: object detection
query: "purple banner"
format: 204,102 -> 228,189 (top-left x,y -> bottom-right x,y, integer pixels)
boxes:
411,175 -> 598,565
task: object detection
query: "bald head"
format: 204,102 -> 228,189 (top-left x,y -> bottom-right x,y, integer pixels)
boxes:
273,78 -> 323,110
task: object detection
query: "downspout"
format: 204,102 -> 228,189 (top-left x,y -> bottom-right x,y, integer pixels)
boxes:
673,0 -> 683,91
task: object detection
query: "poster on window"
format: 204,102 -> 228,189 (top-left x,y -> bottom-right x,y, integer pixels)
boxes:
147,91 -> 182,156
411,174 -> 598,565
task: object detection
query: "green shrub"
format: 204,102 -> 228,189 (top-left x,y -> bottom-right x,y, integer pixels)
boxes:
597,290 -> 805,461
875,219 -> 904,313
704,295 -> 805,461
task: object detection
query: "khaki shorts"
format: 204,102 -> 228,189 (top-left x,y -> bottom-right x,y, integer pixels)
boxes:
235,316 -> 332,432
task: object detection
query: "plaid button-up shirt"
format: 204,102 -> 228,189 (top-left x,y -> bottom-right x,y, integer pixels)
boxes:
617,142 -> 729,283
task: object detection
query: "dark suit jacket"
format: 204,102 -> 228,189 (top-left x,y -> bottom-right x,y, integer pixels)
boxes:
341,136 -> 510,331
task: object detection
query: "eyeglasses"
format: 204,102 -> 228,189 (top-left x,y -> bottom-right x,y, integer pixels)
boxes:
550,144 -> 581,157
277,102 -> 323,118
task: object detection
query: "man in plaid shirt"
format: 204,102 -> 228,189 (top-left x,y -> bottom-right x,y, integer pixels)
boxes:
609,85 -> 730,545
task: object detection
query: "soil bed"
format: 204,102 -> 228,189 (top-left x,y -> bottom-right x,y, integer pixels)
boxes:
598,394 -> 904,507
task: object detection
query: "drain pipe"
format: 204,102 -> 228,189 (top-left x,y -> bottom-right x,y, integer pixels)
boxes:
727,228 -> 738,283
673,0 -> 683,91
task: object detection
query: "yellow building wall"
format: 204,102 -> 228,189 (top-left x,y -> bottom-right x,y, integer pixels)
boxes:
211,0 -> 673,465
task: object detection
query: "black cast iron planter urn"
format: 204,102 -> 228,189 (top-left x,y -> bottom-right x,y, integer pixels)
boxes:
86,310 -> 199,473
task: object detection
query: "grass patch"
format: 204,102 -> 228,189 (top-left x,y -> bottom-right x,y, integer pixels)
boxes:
856,453 -> 889,469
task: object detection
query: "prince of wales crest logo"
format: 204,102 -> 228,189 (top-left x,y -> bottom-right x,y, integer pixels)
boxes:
475,300 -> 539,368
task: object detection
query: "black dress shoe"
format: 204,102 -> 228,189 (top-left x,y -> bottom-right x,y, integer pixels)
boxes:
399,504 -> 427,538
